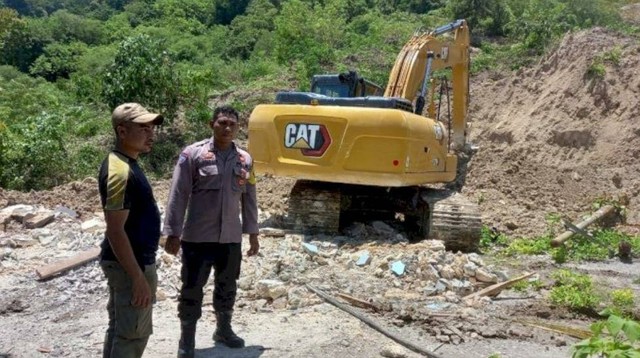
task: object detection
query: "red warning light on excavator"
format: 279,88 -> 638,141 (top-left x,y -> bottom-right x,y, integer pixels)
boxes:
393,160 -> 399,166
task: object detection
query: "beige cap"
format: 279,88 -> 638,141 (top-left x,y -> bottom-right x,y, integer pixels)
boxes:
112,103 -> 164,128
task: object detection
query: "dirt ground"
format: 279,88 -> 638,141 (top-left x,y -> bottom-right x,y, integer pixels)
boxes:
2,27 -> 640,358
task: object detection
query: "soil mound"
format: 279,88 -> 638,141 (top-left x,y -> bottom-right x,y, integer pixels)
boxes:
465,27 -> 640,236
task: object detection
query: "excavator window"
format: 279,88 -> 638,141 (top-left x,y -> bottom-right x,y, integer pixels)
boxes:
312,84 -> 350,98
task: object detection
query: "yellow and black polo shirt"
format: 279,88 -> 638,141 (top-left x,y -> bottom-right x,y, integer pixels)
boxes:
98,151 -> 161,267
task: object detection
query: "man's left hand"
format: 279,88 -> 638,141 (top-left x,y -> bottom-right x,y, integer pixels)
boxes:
247,234 -> 259,256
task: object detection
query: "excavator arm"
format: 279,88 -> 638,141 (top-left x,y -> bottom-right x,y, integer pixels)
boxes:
384,19 -> 470,150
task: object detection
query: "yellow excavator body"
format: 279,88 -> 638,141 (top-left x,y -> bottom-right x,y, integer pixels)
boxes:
248,20 -> 481,251
249,104 -> 457,187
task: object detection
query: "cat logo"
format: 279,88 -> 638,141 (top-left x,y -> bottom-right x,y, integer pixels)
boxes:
284,123 -> 332,157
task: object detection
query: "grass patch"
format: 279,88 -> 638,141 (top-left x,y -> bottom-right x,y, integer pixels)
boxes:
550,269 -> 600,312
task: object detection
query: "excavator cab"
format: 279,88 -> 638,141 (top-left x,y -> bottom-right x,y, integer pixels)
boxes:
310,71 -> 384,98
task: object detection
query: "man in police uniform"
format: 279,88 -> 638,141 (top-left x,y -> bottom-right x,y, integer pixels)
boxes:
163,105 -> 259,357
99,103 -> 164,358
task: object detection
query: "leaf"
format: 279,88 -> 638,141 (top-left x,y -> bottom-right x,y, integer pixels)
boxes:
622,320 -> 640,343
608,315 -> 626,337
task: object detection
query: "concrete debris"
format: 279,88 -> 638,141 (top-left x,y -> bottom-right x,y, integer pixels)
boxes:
54,206 -> 78,219
24,211 -> 55,229
390,261 -> 405,276
256,279 -> 287,300
301,242 -> 319,256
380,344 -> 408,358
356,251 -> 371,266
80,218 -> 106,233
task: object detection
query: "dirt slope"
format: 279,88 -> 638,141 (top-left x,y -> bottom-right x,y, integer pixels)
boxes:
464,27 -> 640,237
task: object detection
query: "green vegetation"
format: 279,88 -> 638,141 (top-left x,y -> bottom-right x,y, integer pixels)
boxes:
610,289 -> 636,318
511,277 -> 544,292
550,269 -> 600,311
0,0 -> 636,190
481,204 -> 639,262
572,314 -> 640,358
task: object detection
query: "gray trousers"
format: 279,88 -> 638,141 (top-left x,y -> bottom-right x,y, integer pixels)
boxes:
101,260 -> 157,358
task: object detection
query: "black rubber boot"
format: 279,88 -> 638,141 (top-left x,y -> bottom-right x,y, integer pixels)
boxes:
177,321 -> 197,358
213,311 -> 244,348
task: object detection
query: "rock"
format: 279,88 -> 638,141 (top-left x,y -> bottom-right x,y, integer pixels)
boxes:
467,253 -> 484,266
301,242 -> 319,256
421,264 -> 440,281
356,251 -> 371,266
436,335 -> 451,342
2,204 -> 36,221
238,275 -> 254,291
571,172 -> 582,181
256,280 -> 287,300
156,289 -> 167,302
440,265 -> 455,279
426,302 -> 452,311
259,227 -> 286,237
272,297 -> 288,310
505,221 -> 518,230
390,261 -> 405,276
24,211 -> 55,229
475,268 -> 498,283
9,237 -> 38,248
81,218 -> 106,233
463,262 -> 478,277
424,240 -> 446,251
451,335 -> 462,345
54,206 -> 78,219
380,344 -> 408,358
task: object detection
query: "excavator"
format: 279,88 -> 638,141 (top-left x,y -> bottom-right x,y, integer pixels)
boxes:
248,19 -> 481,251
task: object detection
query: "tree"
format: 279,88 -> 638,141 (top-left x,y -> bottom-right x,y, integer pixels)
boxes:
30,42 -> 86,81
224,0 -> 278,59
274,0 -> 345,83
0,9 -> 48,72
448,0 -> 512,36
102,34 -> 180,121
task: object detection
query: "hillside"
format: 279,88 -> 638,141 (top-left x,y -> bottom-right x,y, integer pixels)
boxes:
465,27 -> 640,236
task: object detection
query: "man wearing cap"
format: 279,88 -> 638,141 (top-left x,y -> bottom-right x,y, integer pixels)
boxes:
163,105 -> 259,357
98,102 -> 164,358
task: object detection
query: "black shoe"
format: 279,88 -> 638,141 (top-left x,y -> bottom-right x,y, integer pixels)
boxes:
213,311 -> 245,348
177,321 -> 196,358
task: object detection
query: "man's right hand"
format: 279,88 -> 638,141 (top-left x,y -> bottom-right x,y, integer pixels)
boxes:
164,235 -> 181,256
131,274 -> 152,308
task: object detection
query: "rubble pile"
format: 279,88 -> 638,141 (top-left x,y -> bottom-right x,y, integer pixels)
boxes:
1,201 -> 534,347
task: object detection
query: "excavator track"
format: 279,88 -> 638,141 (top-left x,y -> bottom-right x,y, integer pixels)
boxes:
285,180 -> 341,233
285,180 -> 482,251
419,189 -> 483,252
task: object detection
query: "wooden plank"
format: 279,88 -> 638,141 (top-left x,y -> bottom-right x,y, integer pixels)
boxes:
336,292 -> 380,312
35,247 -> 100,280
550,205 -> 615,247
464,272 -> 535,300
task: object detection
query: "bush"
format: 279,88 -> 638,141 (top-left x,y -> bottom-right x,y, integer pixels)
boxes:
549,269 -> 600,311
102,34 -> 180,121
